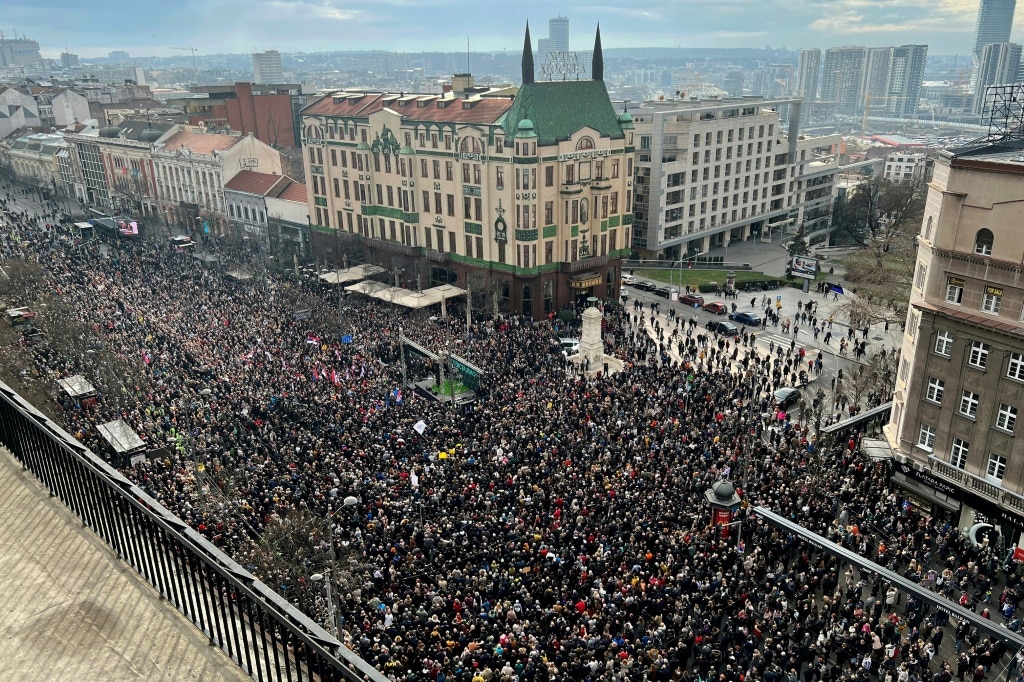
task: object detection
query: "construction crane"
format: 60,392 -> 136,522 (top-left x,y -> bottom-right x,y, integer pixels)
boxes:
169,46 -> 199,85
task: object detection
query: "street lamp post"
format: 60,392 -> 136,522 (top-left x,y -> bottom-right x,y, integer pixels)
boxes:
675,250 -> 703,296
310,572 -> 338,639
314,495 -> 360,640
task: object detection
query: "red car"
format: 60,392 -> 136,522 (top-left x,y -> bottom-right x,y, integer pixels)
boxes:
680,293 -> 704,306
703,301 -> 728,315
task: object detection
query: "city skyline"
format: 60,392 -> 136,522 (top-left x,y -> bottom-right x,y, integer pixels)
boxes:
4,0 -> 1023,60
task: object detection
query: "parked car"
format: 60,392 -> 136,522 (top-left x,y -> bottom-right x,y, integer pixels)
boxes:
634,281 -> 657,292
653,286 -> 671,298
729,311 -> 762,326
710,320 -> 740,336
680,293 -> 705,306
621,274 -> 637,285
559,338 -> 580,357
774,387 -> 802,410
703,301 -> 728,315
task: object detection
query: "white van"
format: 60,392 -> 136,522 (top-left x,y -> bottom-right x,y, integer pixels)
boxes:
621,274 -> 637,285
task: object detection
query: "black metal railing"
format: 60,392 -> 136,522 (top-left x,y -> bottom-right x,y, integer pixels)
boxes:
0,381 -> 387,682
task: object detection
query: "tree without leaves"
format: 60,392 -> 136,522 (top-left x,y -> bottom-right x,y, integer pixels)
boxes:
831,176 -> 925,326
831,175 -> 925,251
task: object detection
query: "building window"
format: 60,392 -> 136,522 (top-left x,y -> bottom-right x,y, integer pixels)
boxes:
968,341 -> 989,369
915,262 -> 927,289
925,377 -> 944,404
945,277 -> 964,304
986,453 -> 1007,483
950,438 -> 969,470
982,286 -> 1002,314
1009,352 -> 1024,381
917,424 -> 935,451
934,330 -> 953,357
975,228 -> 994,256
997,404 -> 1018,433
959,390 -> 980,419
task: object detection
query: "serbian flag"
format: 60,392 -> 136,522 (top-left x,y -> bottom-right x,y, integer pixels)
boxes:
306,334 -> 320,345
330,368 -> 339,385
312,366 -> 320,381
142,351 -> 152,365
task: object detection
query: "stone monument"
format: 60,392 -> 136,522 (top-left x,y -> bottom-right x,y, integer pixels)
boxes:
571,305 -> 624,376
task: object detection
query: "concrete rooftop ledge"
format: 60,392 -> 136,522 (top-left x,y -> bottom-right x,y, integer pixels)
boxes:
0,449 -> 251,682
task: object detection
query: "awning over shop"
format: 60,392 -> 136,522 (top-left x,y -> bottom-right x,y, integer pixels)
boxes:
861,438 -> 894,461
820,402 -> 892,434
319,264 -> 387,285
569,272 -> 602,289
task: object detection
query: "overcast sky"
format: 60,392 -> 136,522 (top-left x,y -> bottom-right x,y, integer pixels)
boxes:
5,0 -> 1020,59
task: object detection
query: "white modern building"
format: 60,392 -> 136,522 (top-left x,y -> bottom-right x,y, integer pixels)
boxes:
883,152 -> 933,184
629,96 -> 842,258
252,50 -> 285,85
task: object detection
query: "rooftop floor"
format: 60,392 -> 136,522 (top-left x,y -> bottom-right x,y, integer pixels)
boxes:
0,449 -> 252,682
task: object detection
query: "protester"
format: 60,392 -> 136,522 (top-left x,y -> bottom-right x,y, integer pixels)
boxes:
0,185 -> 1018,682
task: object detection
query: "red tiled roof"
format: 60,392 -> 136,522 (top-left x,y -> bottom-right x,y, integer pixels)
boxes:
160,130 -> 241,155
224,170 -> 288,196
302,92 -> 512,125
277,181 -> 307,203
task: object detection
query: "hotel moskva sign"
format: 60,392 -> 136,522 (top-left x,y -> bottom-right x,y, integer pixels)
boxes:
540,51 -> 585,79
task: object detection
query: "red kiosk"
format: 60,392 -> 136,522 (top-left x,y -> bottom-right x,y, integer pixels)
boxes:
704,480 -> 742,539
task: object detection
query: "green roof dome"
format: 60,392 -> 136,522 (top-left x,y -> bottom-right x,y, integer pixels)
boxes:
515,118 -> 537,138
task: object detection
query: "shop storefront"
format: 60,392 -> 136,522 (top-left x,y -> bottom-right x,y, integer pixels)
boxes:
892,461 -> 1024,551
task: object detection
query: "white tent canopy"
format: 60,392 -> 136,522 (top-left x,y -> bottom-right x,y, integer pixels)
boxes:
345,281 -> 467,309
319,264 -> 387,285
96,419 -> 146,454
57,375 -> 96,399
345,280 -> 391,296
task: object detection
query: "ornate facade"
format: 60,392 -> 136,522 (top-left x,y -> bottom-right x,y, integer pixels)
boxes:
299,26 -> 634,319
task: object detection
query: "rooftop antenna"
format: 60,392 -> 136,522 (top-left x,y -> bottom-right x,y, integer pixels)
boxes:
467,37 -> 470,74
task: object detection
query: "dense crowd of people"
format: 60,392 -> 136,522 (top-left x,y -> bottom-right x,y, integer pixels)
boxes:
1,184 -> 1023,682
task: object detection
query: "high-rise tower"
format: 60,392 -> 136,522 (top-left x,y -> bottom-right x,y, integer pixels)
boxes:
796,49 -> 821,101
973,0 -> 1017,66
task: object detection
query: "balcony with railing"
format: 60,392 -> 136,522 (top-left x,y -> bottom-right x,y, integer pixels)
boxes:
928,455 -> 1022,508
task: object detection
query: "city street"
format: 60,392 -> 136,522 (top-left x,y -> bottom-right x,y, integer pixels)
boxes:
623,236 -> 904,396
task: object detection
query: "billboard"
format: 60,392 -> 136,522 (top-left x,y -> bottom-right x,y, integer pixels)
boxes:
791,255 -> 819,280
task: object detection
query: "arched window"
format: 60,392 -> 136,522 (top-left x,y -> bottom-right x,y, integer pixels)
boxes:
576,137 -> 595,151
975,228 -> 994,256
924,216 -> 933,240
460,137 -> 481,154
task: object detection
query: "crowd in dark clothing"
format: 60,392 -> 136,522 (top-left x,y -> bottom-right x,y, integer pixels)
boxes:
1,184 -> 1023,682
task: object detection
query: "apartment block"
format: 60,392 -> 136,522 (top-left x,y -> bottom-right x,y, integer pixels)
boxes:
629,96 -> 841,258
887,139 -> 1024,542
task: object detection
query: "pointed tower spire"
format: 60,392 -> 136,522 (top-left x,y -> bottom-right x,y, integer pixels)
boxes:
522,23 -> 535,85
592,24 -> 604,81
